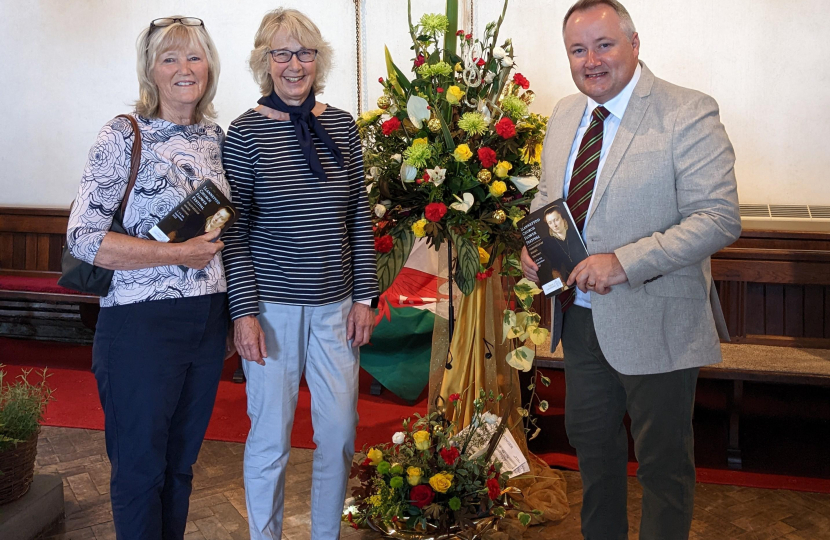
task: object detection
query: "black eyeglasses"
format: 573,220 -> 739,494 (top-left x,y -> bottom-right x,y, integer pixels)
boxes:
268,49 -> 318,63
148,17 -> 204,36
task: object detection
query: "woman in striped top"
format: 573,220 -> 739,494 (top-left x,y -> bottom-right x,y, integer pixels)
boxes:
221,9 -> 378,540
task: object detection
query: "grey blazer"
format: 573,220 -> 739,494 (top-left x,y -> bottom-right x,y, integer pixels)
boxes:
533,63 -> 741,375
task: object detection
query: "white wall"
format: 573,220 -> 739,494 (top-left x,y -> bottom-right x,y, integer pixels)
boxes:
1,0 -> 828,207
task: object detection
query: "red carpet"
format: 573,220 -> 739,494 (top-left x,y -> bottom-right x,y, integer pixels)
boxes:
3,336 -> 830,494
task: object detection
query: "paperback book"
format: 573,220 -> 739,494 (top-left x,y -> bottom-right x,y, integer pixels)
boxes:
518,198 -> 589,297
148,180 -> 237,244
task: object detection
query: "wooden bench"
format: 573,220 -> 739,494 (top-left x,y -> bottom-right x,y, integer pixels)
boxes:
0,207 -> 98,342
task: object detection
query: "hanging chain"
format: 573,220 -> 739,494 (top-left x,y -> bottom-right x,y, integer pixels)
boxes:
469,0 -> 474,35
354,0 -> 363,116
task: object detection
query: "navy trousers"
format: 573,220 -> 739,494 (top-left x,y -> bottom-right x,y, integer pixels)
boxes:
92,293 -> 227,540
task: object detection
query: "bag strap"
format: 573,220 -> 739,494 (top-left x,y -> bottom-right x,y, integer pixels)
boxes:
115,114 -> 142,215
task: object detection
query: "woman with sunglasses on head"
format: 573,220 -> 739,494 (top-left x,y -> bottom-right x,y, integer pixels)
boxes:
221,8 -> 378,539
66,17 -> 230,539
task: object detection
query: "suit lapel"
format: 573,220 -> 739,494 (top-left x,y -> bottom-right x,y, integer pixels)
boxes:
586,64 -> 655,225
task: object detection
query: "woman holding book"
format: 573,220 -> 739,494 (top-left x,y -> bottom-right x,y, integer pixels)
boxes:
65,17 -> 230,539
221,8 -> 378,539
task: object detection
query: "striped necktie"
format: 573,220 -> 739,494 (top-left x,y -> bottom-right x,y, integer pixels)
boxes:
560,105 -> 610,312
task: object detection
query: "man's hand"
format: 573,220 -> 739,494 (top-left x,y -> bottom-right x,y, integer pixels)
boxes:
179,229 -> 224,269
234,315 -> 267,365
521,246 -> 540,284
347,303 -> 375,348
568,253 -> 628,295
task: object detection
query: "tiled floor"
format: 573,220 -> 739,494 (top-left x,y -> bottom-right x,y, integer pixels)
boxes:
35,426 -> 830,539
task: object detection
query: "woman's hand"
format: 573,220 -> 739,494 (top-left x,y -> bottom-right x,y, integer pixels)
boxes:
347,303 -> 375,348
234,315 -> 267,365
178,229 -> 224,269
521,246 -> 540,284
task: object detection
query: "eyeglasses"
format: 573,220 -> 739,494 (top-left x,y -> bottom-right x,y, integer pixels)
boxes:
268,49 -> 318,63
148,17 -> 204,36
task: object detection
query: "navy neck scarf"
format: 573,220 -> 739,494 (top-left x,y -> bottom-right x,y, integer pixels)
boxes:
257,90 -> 344,182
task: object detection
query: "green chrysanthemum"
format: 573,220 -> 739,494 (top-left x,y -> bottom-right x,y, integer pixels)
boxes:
419,13 -> 449,34
418,61 -> 453,78
404,143 -> 432,168
501,96 -> 529,119
458,112 -> 488,136
448,496 -> 462,511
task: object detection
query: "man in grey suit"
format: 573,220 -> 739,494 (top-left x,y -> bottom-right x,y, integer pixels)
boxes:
522,1 -> 741,538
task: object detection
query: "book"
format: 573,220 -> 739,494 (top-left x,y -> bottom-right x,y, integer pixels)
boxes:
148,180 -> 237,244
518,198 -> 589,297
454,419 -> 530,478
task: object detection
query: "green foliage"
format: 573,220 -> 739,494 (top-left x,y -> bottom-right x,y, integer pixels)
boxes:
449,230 -> 478,295
376,228 -> 415,294
0,366 -> 53,451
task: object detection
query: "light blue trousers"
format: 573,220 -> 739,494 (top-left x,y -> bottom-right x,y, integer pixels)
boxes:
242,299 -> 359,540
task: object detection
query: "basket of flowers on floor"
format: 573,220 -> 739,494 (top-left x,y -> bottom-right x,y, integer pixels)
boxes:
345,390 -> 536,539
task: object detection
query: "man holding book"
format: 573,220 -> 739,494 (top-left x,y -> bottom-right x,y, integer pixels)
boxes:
522,1 -> 740,538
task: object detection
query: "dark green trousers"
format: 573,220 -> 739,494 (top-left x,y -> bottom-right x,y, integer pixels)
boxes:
562,306 -> 698,540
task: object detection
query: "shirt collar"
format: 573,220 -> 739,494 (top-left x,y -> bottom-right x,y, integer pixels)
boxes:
586,63 -> 642,121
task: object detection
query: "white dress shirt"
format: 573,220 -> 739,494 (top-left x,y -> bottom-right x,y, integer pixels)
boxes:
563,64 -> 642,309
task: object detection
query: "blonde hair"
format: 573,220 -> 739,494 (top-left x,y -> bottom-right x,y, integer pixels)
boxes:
135,17 -> 220,122
249,8 -> 333,96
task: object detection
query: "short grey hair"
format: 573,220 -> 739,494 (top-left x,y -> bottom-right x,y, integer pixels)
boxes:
562,0 -> 637,38
135,17 -> 220,122
249,8 -> 333,97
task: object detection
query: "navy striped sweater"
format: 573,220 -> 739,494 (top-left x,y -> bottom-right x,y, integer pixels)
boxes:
221,106 -> 378,320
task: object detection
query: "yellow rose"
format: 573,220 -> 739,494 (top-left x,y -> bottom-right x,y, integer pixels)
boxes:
367,448 -> 384,466
412,430 -> 431,450
411,219 -> 428,238
489,180 -> 507,197
446,85 -> 465,105
453,144 -> 473,162
407,466 -> 422,486
412,137 -> 429,147
494,161 -> 513,178
478,247 -> 490,264
428,472 -> 454,493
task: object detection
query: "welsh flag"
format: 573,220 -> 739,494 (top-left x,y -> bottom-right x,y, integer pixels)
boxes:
360,239 -> 446,402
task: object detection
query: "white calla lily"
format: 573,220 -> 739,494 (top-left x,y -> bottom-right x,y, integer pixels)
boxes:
374,204 -> 387,218
400,162 -> 418,182
450,192 -> 474,213
390,154 -> 402,163
509,175 -> 540,194
406,95 -> 431,129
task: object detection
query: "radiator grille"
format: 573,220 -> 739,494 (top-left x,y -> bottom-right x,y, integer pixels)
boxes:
740,204 -> 830,220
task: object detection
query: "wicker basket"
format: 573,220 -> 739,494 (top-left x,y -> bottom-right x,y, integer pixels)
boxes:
0,428 -> 39,505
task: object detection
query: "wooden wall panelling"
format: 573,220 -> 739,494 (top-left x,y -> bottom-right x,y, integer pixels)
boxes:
803,285 -> 825,338
0,207 -> 69,274
783,284 -> 804,337
0,233 -> 13,268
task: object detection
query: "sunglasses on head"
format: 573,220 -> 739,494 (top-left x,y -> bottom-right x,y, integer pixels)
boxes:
148,17 -> 204,36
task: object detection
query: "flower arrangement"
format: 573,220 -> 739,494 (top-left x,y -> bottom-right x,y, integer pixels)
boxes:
360,0 -> 548,300
346,390 -> 536,536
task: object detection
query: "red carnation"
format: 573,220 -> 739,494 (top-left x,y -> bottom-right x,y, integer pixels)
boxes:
381,117 -> 401,136
465,33 -> 473,41
437,87 -> 444,93
449,393 -> 460,404
440,446 -> 461,466
456,29 -> 465,37
414,54 -> 426,68
423,171 -> 431,182
477,147 -> 498,168
476,58 -> 486,67
487,478 -> 501,500
374,235 -> 394,253
513,73 -> 530,89
378,77 -> 384,84
425,202 -> 448,222
410,484 -> 435,508
495,117 -> 516,139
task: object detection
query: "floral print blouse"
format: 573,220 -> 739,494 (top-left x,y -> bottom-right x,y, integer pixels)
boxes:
67,114 -> 229,307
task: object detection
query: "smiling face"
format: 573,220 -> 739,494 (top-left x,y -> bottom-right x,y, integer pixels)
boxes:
268,30 -> 316,106
563,5 -> 639,104
546,210 -> 568,239
152,44 -> 209,124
